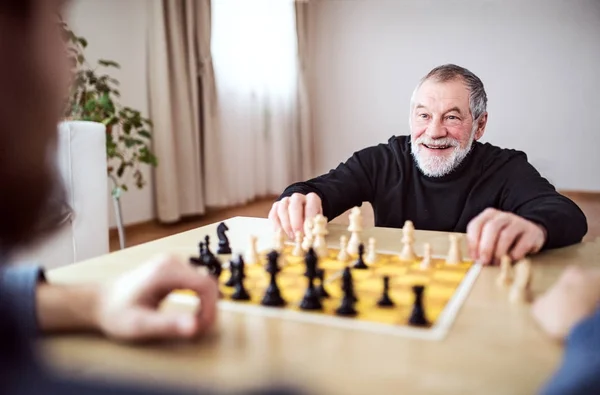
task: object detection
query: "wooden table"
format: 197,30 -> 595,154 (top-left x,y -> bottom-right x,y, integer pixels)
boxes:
43,216 -> 600,395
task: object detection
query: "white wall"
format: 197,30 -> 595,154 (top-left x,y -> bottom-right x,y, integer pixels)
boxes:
65,0 -> 154,227
308,0 -> 600,191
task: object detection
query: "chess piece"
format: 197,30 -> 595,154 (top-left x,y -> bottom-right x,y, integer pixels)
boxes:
346,207 -> 363,255
273,228 -> 285,253
365,237 -> 377,264
377,276 -> 395,307
261,250 -> 286,307
353,243 -> 368,269
189,241 -> 205,266
408,285 -> 430,326
420,243 -> 432,270
335,267 -> 357,316
496,255 -> 513,287
446,234 -> 462,265
231,255 -> 250,301
312,214 -> 329,258
245,235 -> 259,265
301,217 -> 314,251
337,235 -> 350,262
300,248 -> 322,310
217,222 -> 232,254
399,220 -> 417,261
292,231 -> 304,257
316,268 -> 330,299
509,258 -> 533,303
225,259 -> 236,287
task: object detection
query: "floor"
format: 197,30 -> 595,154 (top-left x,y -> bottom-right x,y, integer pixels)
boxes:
109,192 -> 600,252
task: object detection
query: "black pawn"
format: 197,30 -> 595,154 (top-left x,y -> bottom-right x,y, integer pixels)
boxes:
225,259 -> 236,287
353,243 -> 368,269
204,235 -> 214,257
216,222 -> 232,254
300,248 -> 322,310
377,276 -> 395,307
189,241 -> 206,266
231,255 -> 250,301
316,269 -> 329,299
261,250 -> 286,307
408,285 -> 430,327
335,267 -> 357,316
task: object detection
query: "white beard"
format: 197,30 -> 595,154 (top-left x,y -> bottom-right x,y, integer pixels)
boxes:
410,128 -> 476,177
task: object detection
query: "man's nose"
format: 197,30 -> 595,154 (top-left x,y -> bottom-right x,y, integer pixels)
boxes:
425,119 -> 447,139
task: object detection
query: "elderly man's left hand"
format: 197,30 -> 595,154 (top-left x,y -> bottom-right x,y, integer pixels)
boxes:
466,208 -> 546,265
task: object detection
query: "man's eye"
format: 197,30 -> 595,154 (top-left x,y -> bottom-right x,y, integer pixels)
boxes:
418,114 -> 429,119
447,115 -> 458,120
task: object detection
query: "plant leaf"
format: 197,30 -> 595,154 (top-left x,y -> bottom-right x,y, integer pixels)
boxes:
98,59 -> 120,68
77,37 -> 88,48
138,130 -> 151,139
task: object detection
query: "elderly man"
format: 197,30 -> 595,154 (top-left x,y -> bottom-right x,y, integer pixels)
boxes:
270,64 -> 587,265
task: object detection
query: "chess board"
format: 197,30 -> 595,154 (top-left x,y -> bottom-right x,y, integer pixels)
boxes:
170,243 -> 481,341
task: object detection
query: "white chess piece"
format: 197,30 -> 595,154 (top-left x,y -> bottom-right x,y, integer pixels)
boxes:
312,214 -> 329,258
245,235 -> 259,265
365,237 -> 377,264
337,235 -> 350,262
292,231 -> 304,257
509,258 -> 532,303
273,228 -> 285,253
420,243 -> 432,270
346,207 -> 363,255
446,234 -> 463,265
496,255 -> 513,287
302,217 -> 314,251
399,220 -> 417,261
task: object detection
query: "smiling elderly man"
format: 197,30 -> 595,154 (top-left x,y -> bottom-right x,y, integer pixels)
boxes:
270,64 -> 587,265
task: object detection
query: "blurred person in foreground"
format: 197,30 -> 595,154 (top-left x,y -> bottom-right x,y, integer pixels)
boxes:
0,0 -> 287,394
0,1 -> 597,395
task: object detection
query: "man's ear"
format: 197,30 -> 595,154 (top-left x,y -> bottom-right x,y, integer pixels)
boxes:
474,112 -> 488,140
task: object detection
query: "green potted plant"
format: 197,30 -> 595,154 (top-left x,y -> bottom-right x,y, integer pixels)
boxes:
61,20 -> 158,248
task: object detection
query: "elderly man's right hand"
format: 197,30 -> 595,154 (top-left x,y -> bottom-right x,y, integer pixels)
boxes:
268,192 -> 323,239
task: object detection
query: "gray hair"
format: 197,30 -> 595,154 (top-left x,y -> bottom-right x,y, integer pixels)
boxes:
410,64 -> 488,121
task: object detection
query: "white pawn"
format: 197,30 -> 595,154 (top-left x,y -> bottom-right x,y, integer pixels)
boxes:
446,234 -> 463,265
420,243 -> 432,270
509,258 -> 533,303
312,214 -> 329,258
365,237 -> 377,264
337,235 -> 350,262
346,207 -> 363,255
292,231 -> 304,257
273,228 -> 285,253
245,235 -> 259,265
496,255 -> 513,287
302,217 -> 314,251
399,220 -> 417,261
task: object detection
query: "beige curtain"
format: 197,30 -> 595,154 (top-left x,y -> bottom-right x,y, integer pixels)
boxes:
147,0 -> 220,222
295,0 -> 313,180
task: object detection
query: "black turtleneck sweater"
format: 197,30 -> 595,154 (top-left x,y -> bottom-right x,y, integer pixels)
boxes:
279,135 -> 587,250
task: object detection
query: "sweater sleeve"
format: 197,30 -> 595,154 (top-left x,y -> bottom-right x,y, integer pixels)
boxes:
539,308 -> 600,395
498,154 -> 587,249
278,146 -> 382,221
0,265 -> 45,338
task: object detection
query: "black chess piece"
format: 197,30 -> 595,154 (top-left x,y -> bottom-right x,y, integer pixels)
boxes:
231,255 -> 250,301
217,222 -> 232,254
225,259 -> 237,287
377,276 -> 395,307
408,285 -> 430,326
353,243 -> 368,269
300,248 -> 322,310
335,267 -> 357,316
189,241 -> 206,266
315,269 -> 329,299
261,250 -> 286,307
205,253 -> 222,280
204,235 -> 214,257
